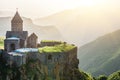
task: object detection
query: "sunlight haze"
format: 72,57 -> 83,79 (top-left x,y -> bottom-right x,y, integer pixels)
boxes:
0,0 -> 120,19
1,0 -> 120,46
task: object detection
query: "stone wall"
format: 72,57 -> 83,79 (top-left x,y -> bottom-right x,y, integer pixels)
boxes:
4,39 -> 20,52
40,41 -> 63,47
25,47 -> 78,80
4,46 -> 79,80
6,31 -> 28,40
11,23 -> 23,31
7,52 -> 26,67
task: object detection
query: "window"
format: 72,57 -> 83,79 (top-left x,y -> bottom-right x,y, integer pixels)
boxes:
48,54 -> 52,60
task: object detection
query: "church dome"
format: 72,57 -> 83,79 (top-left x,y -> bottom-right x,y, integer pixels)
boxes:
11,11 -> 23,23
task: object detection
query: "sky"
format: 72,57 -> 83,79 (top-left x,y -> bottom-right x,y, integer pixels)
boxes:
0,0 -> 120,19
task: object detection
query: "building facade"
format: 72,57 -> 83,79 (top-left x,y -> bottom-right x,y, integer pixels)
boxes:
4,11 -> 38,52
27,33 -> 38,48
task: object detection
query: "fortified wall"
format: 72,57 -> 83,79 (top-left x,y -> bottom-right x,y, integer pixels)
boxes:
7,41 -> 79,80
40,40 -> 63,47
1,11 -> 80,80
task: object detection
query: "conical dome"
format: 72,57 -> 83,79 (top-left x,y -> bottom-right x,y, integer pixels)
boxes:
11,11 -> 23,31
11,11 -> 23,23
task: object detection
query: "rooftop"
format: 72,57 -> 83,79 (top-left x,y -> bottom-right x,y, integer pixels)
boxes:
6,37 -> 20,40
15,48 -> 38,53
11,11 -> 23,23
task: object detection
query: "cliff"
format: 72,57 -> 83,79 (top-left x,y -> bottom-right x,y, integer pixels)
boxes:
0,41 -> 93,80
0,59 -> 93,80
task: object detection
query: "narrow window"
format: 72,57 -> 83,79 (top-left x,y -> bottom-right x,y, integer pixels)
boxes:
48,54 -> 52,60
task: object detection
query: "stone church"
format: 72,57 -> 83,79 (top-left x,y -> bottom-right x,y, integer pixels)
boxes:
4,11 -> 38,52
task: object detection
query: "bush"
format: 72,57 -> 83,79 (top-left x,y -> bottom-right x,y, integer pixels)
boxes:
108,70 -> 120,80
77,70 -> 94,80
97,75 -> 107,80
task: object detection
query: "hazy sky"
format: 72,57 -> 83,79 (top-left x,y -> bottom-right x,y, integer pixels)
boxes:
0,0 -> 120,19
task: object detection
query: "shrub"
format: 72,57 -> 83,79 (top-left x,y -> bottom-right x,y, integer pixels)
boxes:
97,75 -> 107,80
108,70 -> 120,80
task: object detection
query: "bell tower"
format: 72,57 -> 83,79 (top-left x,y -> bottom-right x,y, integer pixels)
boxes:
11,10 -> 23,31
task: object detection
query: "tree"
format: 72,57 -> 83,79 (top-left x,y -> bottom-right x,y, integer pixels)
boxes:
97,75 -> 107,80
108,71 -> 120,80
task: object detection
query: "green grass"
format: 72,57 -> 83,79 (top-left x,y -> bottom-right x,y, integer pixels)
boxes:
38,43 -> 76,53
0,42 -> 4,46
0,37 -> 4,49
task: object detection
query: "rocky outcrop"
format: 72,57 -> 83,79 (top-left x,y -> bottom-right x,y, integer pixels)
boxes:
0,42 -> 94,80
0,47 -> 82,80
24,47 -> 79,80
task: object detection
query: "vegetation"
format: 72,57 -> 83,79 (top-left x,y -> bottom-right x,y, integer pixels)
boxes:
0,56 -> 120,80
107,70 -> 120,80
78,70 -> 94,80
97,75 -> 107,80
0,37 -> 4,49
78,30 -> 120,76
0,58 -> 93,80
94,70 -> 120,80
38,43 -> 76,53
0,59 -> 43,80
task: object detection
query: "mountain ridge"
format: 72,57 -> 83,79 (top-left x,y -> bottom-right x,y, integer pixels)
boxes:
0,16 -> 63,41
34,7 -> 120,46
78,29 -> 120,76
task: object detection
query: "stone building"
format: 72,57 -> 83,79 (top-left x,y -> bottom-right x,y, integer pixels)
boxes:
3,11 -> 79,80
4,11 -> 38,52
27,33 -> 38,48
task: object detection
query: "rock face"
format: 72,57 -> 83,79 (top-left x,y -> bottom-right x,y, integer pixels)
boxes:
25,47 -> 79,80
0,42 -> 81,80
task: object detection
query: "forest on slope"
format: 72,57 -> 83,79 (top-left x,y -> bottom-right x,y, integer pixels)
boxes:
78,29 -> 120,76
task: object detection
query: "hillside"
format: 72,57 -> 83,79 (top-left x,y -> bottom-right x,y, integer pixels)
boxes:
78,30 -> 120,76
34,7 -> 120,46
0,11 -> 13,17
0,41 -> 93,80
0,17 -> 63,41
0,59 -> 93,80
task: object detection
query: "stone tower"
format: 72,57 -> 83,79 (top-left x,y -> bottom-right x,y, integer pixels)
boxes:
4,11 -> 28,52
11,11 -> 23,31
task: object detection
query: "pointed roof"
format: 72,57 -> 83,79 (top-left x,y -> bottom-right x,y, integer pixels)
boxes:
11,11 -> 23,23
29,33 -> 38,38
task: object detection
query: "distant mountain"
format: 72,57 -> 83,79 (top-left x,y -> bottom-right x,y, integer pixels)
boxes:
0,17 -> 63,42
34,7 -> 120,46
78,30 -> 120,76
0,11 -> 13,17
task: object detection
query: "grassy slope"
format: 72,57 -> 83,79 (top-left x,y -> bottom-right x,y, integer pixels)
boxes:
78,30 -> 120,76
